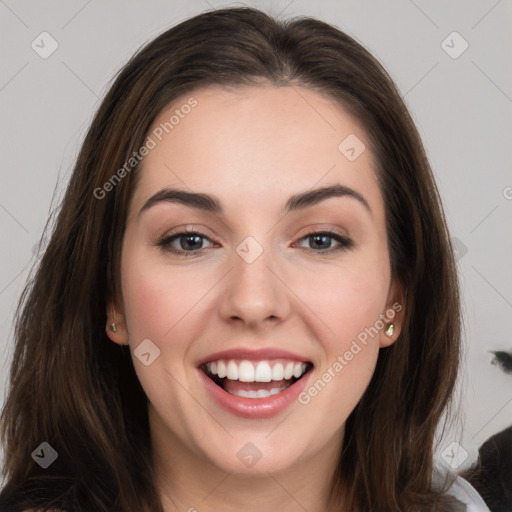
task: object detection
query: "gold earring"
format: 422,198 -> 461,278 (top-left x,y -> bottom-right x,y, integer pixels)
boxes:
109,322 -> 117,333
385,324 -> 394,337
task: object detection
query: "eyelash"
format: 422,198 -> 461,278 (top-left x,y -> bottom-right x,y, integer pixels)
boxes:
157,229 -> 354,257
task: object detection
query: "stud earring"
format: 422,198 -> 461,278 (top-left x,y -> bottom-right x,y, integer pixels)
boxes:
109,322 -> 117,333
385,324 -> 394,337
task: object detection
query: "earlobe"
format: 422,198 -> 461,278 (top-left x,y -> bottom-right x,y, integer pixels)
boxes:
384,323 -> 394,338
379,280 -> 405,348
379,321 -> 398,348
105,300 -> 129,346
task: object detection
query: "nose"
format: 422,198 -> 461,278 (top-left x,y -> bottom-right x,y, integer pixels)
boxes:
217,239 -> 291,330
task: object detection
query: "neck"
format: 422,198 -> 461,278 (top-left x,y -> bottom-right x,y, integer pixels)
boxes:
151,413 -> 345,512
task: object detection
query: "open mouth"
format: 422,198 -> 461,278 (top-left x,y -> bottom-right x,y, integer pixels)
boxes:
200,359 -> 314,399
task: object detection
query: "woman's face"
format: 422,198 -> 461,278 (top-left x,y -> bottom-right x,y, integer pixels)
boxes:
111,85 -> 402,476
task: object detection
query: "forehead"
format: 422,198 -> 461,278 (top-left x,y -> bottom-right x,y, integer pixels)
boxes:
129,85 -> 383,221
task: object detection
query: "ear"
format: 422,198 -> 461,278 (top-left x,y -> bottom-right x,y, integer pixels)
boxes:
379,278 -> 405,348
105,295 -> 129,346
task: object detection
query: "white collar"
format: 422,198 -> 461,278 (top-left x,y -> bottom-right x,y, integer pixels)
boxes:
433,464 -> 490,511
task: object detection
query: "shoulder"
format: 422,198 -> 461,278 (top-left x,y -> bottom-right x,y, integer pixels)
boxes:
433,464 -> 490,511
451,475 -> 490,511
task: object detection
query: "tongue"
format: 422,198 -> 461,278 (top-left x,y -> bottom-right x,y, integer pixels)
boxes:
223,378 -> 291,394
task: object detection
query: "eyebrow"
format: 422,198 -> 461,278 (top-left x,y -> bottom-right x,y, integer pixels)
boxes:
138,183 -> 371,218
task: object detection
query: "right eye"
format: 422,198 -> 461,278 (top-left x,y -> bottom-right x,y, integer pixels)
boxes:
157,230 -> 215,256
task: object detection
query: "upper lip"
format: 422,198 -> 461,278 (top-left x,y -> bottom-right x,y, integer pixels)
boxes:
196,347 -> 312,366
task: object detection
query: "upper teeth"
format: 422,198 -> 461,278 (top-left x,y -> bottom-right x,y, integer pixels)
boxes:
205,360 -> 308,382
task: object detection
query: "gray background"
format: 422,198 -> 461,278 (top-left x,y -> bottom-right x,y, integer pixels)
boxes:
1,0 -> 511,473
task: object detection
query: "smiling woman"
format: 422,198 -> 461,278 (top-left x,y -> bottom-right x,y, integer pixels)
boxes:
0,7 -> 488,512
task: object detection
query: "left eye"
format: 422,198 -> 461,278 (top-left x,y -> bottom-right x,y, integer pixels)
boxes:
295,231 -> 353,252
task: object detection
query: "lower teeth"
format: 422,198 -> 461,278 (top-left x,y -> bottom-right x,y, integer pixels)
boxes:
205,370 -> 303,398
228,387 -> 286,398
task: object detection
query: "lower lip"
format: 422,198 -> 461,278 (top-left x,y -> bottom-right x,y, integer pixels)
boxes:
198,368 -> 312,419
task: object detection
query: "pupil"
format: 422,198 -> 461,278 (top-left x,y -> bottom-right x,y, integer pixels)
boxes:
311,234 -> 330,249
182,235 -> 202,250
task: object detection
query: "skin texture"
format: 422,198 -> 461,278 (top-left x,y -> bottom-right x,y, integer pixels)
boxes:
106,85 -> 404,512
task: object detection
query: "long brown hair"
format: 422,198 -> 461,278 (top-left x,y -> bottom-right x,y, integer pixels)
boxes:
0,7 -> 463,511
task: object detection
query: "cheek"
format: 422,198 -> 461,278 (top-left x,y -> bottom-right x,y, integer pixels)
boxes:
292,249 -> 389,402
119,245 -> 202,408
122,269 -> 205,346
295,258 -> 390,342
120,242 -> 188,342
297,265 -> 386,415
